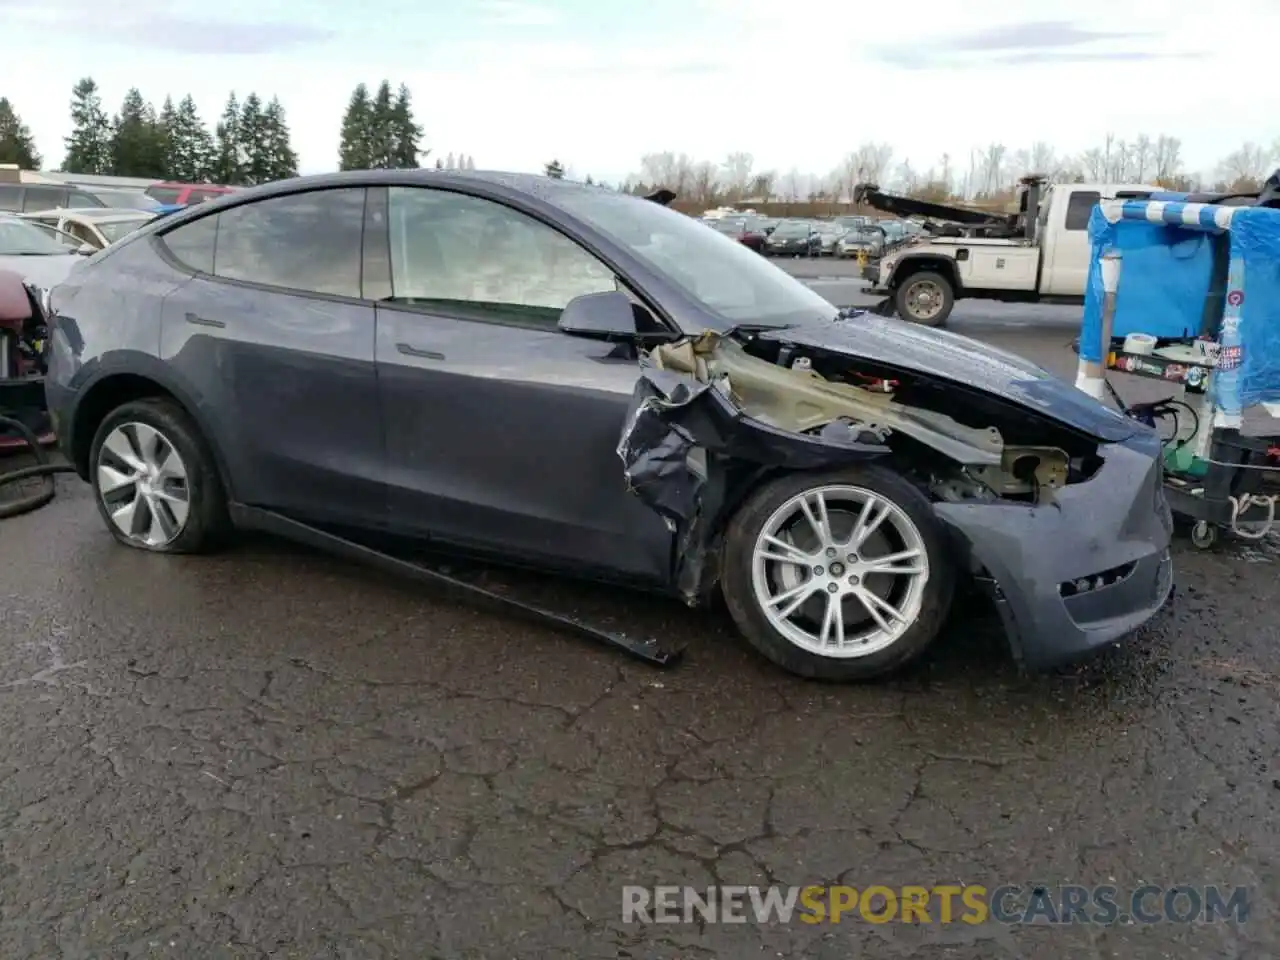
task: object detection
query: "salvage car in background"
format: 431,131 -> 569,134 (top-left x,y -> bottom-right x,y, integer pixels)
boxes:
815,222 -> 846,256
764,219 -> 821,257
836,224 -> 886,259
19,208 -> 157,251
0,215 -> 85,288
710,216 -> 768,253
45,171 -> 1173,681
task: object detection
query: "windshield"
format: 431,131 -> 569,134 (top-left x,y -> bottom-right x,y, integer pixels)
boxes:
98,217 -> 153,244
0,218 -> 71,255
774,221 -> 811,236
554,190 -> 838,328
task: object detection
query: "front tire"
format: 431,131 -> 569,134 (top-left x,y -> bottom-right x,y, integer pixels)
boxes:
721,466 -> 954,680
894,270 -> 955,327
89,397 -> 231,554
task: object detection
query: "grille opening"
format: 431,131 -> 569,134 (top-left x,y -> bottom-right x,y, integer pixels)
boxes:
1059,561 -> 1137,598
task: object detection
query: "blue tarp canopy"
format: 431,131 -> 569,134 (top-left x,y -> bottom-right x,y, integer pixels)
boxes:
1081,198 -> 1280,417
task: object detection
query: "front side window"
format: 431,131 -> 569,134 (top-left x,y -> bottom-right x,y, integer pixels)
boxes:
64,191 -> 102,209
0,218 -> 71,255
386,186 -> 617,328
212,188 -> 366,298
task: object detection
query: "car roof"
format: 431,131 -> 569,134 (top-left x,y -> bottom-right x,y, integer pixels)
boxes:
20,208 -> 155,222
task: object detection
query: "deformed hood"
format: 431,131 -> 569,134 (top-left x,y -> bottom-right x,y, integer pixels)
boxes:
757,315 -> 1140,442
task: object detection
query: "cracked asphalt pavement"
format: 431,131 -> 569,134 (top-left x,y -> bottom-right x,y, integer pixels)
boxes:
2,272 -> 1278,958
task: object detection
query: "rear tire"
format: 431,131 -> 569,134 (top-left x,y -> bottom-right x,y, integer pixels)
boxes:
721,465 -> 954,681
894,270 -> 955,327
89,398 -> 231,554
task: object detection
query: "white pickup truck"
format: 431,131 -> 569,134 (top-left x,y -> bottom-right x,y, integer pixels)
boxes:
856,178 -> 1162,326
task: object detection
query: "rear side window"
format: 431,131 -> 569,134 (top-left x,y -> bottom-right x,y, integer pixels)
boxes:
0,184 -> 20,210
212,188 -> 366,298
146,186 -> 183,204
22,187 -> 69,212
65,191 -> 103,209
1064,191 -> 1101,231
161,214 -> 217,273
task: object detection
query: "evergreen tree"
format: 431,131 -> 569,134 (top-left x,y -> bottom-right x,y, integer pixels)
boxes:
261,97 -> 299,181
213,92 -> 243,185
238,93 -> 270,185
434,157 -> 443,169
109,88 -> 166,177
445,152 -> 455,169
156,96 -> 177,175
544,159 -> 565,179
368,80 -> 395,168
0,98 -> 40,169
338,83 -> 373,171
167,95 -> 214,183
63,78 -> 111,174
389,83 -> 422,169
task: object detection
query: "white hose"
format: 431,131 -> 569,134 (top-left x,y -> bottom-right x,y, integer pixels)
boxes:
1229,493 -> 1278,539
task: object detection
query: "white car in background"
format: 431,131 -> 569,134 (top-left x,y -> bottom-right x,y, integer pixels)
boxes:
18,207 -> 157,252
0,215 -> 84,290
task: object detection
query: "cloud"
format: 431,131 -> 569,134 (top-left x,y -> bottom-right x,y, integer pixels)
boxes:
938,20 -> 1153,52
871,18 -> 1197,69
477,0 -> 560,26
1,0 -> 334,54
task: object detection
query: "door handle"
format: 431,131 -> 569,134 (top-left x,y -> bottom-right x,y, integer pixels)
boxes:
185,312 -> 225,328
395,342 -> 445,360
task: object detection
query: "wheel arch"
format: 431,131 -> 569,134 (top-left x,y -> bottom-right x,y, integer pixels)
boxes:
887,255 -> 962,293
69,363 -> 233,497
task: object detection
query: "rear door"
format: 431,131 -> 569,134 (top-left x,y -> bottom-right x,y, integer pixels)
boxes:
156,187 -> 387,528
371,184 -> 673,582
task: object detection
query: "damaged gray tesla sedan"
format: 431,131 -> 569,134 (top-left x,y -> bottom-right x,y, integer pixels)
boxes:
45,170 -> 1174,680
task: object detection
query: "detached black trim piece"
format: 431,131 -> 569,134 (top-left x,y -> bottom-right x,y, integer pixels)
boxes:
228,504 -> 685,667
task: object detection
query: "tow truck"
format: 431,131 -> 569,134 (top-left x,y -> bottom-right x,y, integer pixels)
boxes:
854,176 -> 1161,326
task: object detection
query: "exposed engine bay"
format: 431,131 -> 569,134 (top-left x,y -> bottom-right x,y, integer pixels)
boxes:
644,330 -> 1094,507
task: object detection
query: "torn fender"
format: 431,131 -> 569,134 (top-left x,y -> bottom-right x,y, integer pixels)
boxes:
616,343 -> 889,603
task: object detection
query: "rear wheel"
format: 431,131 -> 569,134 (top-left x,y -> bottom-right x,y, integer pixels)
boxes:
894,271 -> 955,326
721,466 -> 954,680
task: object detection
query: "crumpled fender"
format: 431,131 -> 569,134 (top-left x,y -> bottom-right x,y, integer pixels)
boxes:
616,347 -> 888,602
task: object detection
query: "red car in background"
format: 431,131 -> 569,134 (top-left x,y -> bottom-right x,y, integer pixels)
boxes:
145,182 -> 235,206
710,216 -> 769,253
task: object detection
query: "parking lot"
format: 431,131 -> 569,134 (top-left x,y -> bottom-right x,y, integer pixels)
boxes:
2,260 -> 1278,958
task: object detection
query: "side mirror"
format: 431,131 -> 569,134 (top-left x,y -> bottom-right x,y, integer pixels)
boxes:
558,291 -> 641,342
76,242 -> 95,256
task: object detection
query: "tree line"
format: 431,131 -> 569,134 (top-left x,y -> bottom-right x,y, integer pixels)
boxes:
620,136 -> 1280,208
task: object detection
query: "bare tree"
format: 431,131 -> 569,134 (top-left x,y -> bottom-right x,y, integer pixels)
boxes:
849,141 -> 893,185
689,161 -> 720,205
1130,134 -> 1152,181
978,142 -> 1006,195
1217,142 -> 1273,190
1080,148 -> 1104,181
893,159 -> 919,193
638,151 -> 696,194
782,167 -> 803,202
721,152 -> 754,201
1153,135 -> 1183,181
748,171 -> 775,201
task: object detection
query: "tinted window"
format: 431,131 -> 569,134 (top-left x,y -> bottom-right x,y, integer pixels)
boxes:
147,186 -> 183,204
188,190 -> 225,204
1065,191 -> 1101,231
212,189 -> 365,298
65,190 -> 103,209
161,214 -> 217,273
0,185 -> 20,210
386,186 -> 617,328
23,187 -> 69,212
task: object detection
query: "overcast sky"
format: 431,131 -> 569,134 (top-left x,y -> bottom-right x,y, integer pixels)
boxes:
3,0 -> 1277,183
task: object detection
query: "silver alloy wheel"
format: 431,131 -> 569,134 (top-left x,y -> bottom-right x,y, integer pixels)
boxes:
750,484 -> 929,658
903,279 -> 943,321
96,422 -> 191,547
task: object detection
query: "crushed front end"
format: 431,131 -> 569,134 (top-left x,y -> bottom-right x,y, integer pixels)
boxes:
616,317 -> 1174,669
